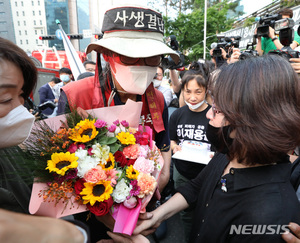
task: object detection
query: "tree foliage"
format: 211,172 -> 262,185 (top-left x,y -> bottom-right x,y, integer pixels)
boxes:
162,0 -> 243,61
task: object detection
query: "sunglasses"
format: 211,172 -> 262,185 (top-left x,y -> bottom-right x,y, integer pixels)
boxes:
112,53 -> 162,67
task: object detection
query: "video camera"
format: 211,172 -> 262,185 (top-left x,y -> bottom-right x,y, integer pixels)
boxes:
256,14 -> 282,37
269,18 -> 300,60
212,35 -> 241,58
25,98 -> 56,120
239,42 -> 259,60
161,35 -> 185,70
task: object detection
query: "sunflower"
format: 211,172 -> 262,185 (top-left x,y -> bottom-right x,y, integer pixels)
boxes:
126,165 -> 139,180
101,153 -> 115,170
116,131 -> 136,145
69,119 -> 98,143
80,180 -> 113,206
46,152 -> 78,176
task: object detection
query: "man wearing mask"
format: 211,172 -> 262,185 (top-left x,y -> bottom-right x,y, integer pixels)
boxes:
53,67 -> 73,99
57,3 -> 179,241
153,66 -> 173,107
38,77 -> 61,116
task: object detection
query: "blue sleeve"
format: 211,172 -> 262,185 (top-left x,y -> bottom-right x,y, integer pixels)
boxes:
38,87 -> 54,104
155,99 -> 170,152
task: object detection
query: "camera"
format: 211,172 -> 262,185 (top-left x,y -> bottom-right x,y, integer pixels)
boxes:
268,18 -> 300,60
25,98 -> 56,120
239,42 -> 259,60
212,35 -> 241,58
256,14 -> 282,37
161,35 -> 185,70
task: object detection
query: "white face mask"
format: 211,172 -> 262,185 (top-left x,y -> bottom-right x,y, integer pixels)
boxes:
153,79 -> 162,88
111,62 -> 157,95
0,105 -> 35,149
185,99 -> 205,110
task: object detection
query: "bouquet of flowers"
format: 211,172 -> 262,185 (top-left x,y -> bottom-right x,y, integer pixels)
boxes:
26,105 -> 163,235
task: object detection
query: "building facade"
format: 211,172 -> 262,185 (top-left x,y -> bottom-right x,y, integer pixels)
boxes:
0,0 -> 97,53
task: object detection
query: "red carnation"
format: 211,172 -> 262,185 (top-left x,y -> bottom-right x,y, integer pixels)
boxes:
74,178 -> 86,195
127,159 -> 136,166
87,197 -> 113,216
114,151 -> 128,167
134,131 -> 149,145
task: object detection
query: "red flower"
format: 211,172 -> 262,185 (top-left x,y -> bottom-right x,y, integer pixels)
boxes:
134,131 -> 149,145
87,197 -> 113,216
74,178 -> 86,195
114,151 -> 128,167
127,159 -> 136,166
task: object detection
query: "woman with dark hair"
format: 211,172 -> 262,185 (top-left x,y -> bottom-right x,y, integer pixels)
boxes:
169,73 -> 211,242
0,37 -> 90,242
133,55 -> 300,242
178,61 -> 213,108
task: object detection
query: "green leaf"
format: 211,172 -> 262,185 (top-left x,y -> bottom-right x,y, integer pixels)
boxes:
109,143 -> 121,154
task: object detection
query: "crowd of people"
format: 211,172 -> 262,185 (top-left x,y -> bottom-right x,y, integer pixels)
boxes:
3,2 -> 300,243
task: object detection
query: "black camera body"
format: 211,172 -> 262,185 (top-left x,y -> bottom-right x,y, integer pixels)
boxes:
25,98 -> 56,120
239,42 -> 259,60
161,35 -> 185,70
212,36 -> 241,58
256,14 -> 282,37
269,46 -> 300,60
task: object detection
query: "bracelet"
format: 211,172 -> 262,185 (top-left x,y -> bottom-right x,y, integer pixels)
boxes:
272,37 -> 278,42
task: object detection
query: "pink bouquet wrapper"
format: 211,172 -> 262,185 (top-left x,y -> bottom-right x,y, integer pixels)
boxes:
29,182 -> 88,218
112,199 -> 142,235
29,100 -> 143,217
111,126 -> 164,235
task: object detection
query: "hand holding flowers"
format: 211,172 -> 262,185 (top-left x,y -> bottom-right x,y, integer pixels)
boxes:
27,110 -> 163,234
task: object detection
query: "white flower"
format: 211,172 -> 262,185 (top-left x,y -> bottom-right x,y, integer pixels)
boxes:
92,143 -> 110,164
112,178 -> 132,203
106,131 -> 115,137
115,168 -> 123,179
75,148 -> 88,160
75,148 -> 99,178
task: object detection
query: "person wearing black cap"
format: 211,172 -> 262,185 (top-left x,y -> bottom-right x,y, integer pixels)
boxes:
57,3 -> 179,241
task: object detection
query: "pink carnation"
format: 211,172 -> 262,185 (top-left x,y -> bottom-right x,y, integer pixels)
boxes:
67,143 -> 77,153
120,120 -> 129,128
133,157 -> 154,174
88,147 -> 94,156
137,173 -> 157,198
108,124 -> 117,132
94,119 -> 107,128
123,144 -> 141,159
139,145 -> 149,157
113,120 -> 120,126
67,143 -> 85,153
105,168 -> 118,186
84,166 -> 107,183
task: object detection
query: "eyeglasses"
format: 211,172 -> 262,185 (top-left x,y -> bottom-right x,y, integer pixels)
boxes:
112,53 -> 162,67
212,103 -> 222,118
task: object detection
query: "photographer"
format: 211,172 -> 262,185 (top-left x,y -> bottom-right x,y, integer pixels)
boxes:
210,46 -> 228,68
255,8 -> 300,56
